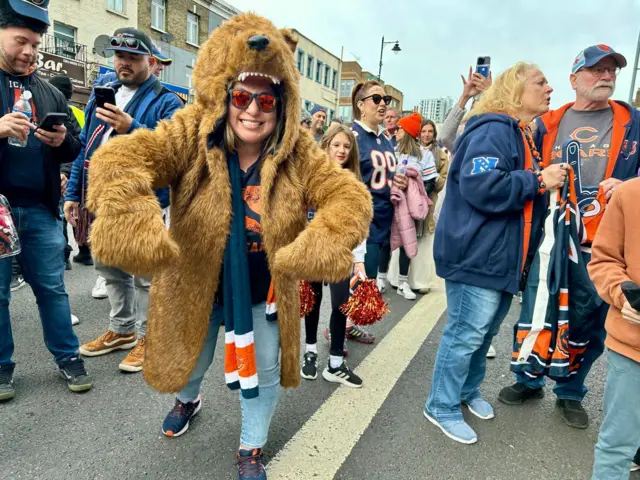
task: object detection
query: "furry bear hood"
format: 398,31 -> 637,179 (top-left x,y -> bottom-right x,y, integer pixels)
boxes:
193,13 -> 301,162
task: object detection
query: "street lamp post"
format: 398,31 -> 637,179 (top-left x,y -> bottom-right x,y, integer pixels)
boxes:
378,36 -> 401,81
628,29 -> 640,105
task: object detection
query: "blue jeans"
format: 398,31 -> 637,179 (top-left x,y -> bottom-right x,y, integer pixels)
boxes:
0,205 -> 79,368
177,302 -> 280,449
515,252 -> 608,401
426,280 -> 512,421
592,350 -> 640,480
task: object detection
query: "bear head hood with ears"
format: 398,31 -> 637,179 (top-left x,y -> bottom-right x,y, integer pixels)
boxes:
193,13 -> 300,156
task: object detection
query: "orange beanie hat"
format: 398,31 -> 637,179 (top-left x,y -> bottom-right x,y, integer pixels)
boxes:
397,113 -> 423,139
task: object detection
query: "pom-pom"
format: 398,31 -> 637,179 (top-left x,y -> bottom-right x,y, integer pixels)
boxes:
340,277 -> 389,326
299,280 -> 316,317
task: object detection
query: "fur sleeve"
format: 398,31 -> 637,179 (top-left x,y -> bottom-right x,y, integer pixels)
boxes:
274,137 -> 373,283
86,106 -> 200,275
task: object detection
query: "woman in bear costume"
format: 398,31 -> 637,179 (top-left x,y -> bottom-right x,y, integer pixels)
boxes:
86,13 -> 372,480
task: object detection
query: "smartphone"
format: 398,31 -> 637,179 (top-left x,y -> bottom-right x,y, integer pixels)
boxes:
476,56 -> 491,78
94,86 -> 116,109
38,112 -> 68,132
622,281 -> 640,310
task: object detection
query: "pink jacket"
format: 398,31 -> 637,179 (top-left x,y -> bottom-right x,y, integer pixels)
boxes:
390,167 -> 431,258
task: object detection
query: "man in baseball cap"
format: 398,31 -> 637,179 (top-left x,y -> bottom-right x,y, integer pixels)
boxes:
150,43 -> 173,78
6,0 -> 50,26
499,44 -> 640,430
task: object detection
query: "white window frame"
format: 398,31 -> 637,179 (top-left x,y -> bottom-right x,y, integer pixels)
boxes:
53,22 -> 77,59
151,0 -> 166,32
107,0 -> 125,13
187,12 -> 199,46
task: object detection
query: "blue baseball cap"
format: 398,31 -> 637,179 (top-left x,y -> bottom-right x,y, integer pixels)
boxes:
105,27 -> 153,56
152,44 -> 173,65
572,44 -> 627,74
7,0 -> 50,26
310,105 -> 327,116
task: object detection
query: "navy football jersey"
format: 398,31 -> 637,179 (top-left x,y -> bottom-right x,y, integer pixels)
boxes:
352,121 -> 397,243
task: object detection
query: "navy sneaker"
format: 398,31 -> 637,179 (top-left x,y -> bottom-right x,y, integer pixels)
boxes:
0,365 -> 15,401
236,448 -> 267,479
57,357 -> 93,392
162,395 -> 201,437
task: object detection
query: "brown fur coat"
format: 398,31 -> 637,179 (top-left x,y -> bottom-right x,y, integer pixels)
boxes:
86,14 -> 372,392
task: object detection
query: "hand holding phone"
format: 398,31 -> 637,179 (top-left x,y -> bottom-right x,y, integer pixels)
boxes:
476,56 -> 491,79
94,86 -> 116,110
38,112 -> 68,132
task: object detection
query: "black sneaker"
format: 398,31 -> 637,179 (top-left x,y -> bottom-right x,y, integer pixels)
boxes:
162,395 -> 202,437
556,399 -> 588,429
300,351 -> 318,380
236,448 -> 267,480
73,249 -> 94,266
0,365 -> 15,401
322,360 -> 363,388
57,357 -> 93,393
10,275 -> 25,292
498,382 -> 544,405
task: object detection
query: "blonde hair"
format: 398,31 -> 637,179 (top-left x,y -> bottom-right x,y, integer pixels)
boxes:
351,80 -> 382,121
319,124 -> 362,181
467,62 -> 538,120
397,131 -> 421,159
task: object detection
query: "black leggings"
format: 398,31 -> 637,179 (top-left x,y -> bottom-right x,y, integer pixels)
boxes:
304,280 -> 350,357
377,243 -> 410,277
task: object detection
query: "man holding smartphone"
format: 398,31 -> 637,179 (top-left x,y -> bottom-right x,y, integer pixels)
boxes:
0,0 -> 89,402
64,27 -> 182,374
499,45 -> 640,429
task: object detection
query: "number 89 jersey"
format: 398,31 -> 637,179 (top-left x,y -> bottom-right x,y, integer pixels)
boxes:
352,121 -> 397,244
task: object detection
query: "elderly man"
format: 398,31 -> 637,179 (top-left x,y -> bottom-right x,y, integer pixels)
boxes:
309,104 -> 326,142
499,44 -> 640,429
383,107 -> 399,148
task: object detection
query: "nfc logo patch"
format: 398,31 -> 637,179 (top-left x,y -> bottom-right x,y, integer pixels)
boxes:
470,157 -> 499,175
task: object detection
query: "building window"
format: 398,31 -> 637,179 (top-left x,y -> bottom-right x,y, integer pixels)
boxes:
108,0 -> 125,13
324,65 -> 331,87
305,100 -> 313,112
306,55 -> 313,79
296,49 -> 304,74
340,79 -> 355,98
338,105 -> 353,122
53,22 -> 77,59
332,70 -> 338,90
315,60 -> 323,83
187,12 -> 199,46
151,0 -> 165,31
329,109 -> 334,122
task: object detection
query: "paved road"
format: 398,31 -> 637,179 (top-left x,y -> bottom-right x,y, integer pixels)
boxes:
0,244 -> 627,480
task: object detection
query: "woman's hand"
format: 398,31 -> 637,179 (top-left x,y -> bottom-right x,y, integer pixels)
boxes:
393,173 -> 408,190
622,301 -> 640,326
353,262 -> 366,279
541,163 -> 569,190
458,67 -> 493,108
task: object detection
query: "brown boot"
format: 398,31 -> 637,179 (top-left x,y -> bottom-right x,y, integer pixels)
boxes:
79,331 -> 137,357
119,337 -> 145,373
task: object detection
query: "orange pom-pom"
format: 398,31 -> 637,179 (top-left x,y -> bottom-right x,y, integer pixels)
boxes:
299,280 -> 316,317
340,278 -> 389,326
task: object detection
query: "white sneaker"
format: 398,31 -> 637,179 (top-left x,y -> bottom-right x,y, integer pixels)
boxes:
631,462 -> 640,472
376,277 -> 387,294
486,345 -> 496,358
92,276 -> 108,299
397,282 -> 417,300
71,314 -> 80,326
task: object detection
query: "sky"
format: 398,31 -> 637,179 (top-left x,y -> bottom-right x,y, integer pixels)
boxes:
230,0 -> 639,110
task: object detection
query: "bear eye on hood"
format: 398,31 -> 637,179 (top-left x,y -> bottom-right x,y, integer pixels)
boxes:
193,13 -> 301,160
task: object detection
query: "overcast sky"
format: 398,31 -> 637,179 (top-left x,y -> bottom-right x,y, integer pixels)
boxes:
230,0 -> 639,109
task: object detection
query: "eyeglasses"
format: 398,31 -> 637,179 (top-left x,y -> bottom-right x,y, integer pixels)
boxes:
110,36 -> 151,55
229,89 -> 277,113
361,94 -> 393,106
582,66 -> 620,78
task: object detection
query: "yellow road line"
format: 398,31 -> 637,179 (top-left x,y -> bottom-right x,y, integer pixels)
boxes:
267,289 -> 447,479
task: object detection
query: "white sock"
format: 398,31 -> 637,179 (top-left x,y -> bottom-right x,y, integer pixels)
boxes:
377,272 -> 387,281
398,275 -> 408,284
329,355 -> 343,369
306,343 -> 317,354
346,317 -> 354,328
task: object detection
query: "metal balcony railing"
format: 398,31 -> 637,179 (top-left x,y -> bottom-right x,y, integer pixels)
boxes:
41,33 -> 88,63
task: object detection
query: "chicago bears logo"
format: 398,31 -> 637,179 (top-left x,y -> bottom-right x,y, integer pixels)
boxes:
470,157 -> 498,175
578,197 -> 602,218
570,126 -> 598,143
596,44 -> 612,52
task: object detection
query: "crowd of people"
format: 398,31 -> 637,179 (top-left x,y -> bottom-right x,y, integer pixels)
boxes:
0,2 -> 639,480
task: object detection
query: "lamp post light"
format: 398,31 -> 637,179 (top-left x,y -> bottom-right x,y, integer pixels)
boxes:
378,36 -> 401,81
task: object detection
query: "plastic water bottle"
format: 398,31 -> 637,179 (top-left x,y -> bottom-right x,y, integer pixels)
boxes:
397,157 -> 408,175
8,90 -> 33,148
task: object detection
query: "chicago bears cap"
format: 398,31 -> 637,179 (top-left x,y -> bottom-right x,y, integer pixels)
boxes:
152,44 -> 173,65
7,0 -> 50,26
106,27 -> 153,56
572,44 -> 627,74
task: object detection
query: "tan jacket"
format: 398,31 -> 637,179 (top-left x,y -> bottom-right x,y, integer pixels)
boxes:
86,14 -> 372,393
426,145 -> 449,233
589,177 -> 640,363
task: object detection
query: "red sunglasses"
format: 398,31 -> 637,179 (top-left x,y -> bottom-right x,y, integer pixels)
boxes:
229,89 -> 277,113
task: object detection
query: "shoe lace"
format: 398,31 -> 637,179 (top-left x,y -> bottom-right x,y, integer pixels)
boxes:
130,337 -> 145,359
304,352 -> 316,363
61,358 -> 87,377
236,449 -> 265,476
169,400 -> 190,418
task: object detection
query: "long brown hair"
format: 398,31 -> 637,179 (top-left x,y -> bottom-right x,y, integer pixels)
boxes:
351,80 -> 382,121
420,119 -> 437,147
320,124 -> 362,181
397,131 -> 422,159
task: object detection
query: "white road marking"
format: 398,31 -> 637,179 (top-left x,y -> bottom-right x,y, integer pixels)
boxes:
267,288 -> 447,479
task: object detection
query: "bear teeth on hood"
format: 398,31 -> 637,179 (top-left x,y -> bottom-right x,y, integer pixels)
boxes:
237,71 -> 281,85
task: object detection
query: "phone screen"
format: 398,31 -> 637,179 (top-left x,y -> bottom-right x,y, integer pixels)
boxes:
95,87 -> 116,109
476,56 -> 491,78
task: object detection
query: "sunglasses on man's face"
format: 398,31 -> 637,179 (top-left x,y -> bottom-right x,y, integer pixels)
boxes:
229,89 -> 277,113
110,37 -> 151,54
362,94 -> 393,106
